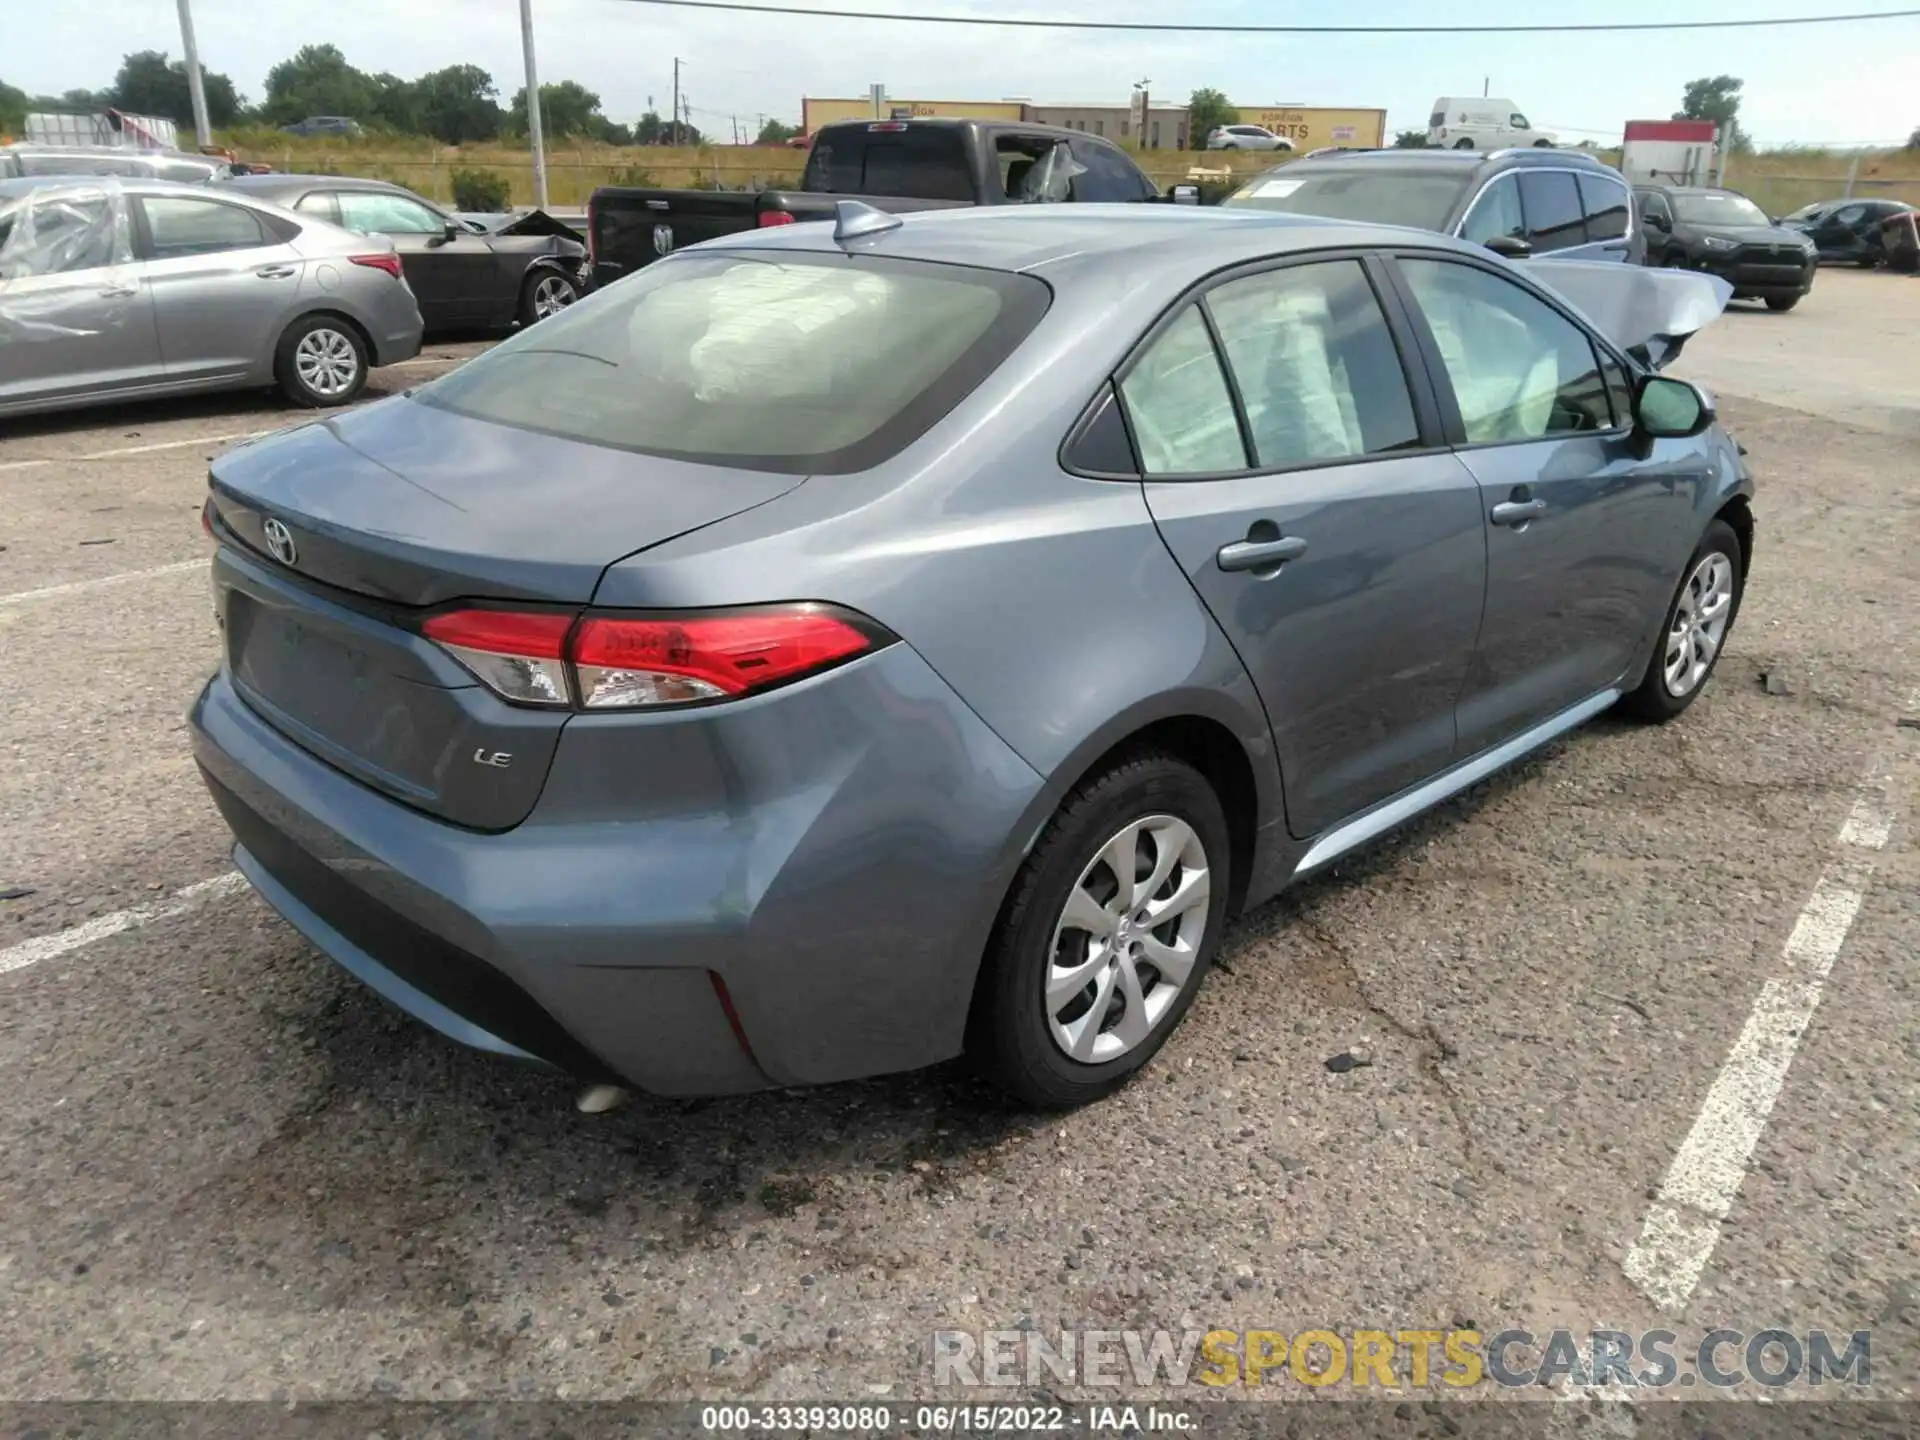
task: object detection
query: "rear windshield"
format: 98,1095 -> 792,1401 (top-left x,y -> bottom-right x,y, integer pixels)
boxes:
802,127 -> 972,201
1224,169 -> 1464,232
418,252 -> 1049,474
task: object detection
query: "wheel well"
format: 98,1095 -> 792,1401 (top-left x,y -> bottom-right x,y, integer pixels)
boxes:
1078,716 -> 1259,918
1716,495 -> 1754,580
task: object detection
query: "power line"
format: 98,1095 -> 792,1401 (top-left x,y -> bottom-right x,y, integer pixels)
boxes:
613,0 -> 1920,33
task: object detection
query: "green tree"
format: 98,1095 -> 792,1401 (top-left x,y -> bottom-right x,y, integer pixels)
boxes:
755,118 -> 800,145
1392,129 -> 1429,148
414,64 -> 501,143
634,109 -> 700,146
1186,87 -> 1237,149
1675,74 -> 1750,154
109,50 -> 243,128
366,72 -> 424,134
0,78 -> 27,135
262,44 -> 375,125
508,79 -> 600,139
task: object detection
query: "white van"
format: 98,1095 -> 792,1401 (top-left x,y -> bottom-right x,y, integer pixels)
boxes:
1428,98 -> 1555,150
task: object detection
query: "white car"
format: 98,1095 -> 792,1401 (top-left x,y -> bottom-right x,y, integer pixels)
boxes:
1206,125 -> 1295,153
1427,97 -> 1555,150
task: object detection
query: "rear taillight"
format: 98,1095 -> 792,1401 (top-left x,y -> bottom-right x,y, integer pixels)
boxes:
349,253 -> 404,279
757,210 -> 797,227
422,604 -> 887,711
201,496 -> 215,539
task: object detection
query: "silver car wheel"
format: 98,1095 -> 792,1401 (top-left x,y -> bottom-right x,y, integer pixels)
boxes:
532,274 -> 576,320
294,327 -> 360,398
1046,814 -> 1211,1065
1663,551 -> 1734,698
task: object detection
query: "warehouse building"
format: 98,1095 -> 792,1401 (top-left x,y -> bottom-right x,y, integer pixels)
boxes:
800,98 -> 1383,152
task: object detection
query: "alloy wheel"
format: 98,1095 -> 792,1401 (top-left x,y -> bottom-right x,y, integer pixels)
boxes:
1045,815 -> 1211,1064
1663,551 -> 1734,697
293,328 -> 359,398
532,275 -> 576,320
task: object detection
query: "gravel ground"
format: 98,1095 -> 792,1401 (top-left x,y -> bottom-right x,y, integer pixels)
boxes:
0,276 -> 1914,1430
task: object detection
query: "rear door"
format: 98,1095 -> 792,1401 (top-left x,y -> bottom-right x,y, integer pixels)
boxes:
0,186 -> 164,409
1515,170 -> 1588,256
335,189 -> 495,327
1390,254 -> 1704,753
1575,172 -> 1635,262
134,193 -> 300,383
1123,255 -> 1487,839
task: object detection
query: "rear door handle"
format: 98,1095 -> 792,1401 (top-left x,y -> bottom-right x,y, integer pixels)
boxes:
255,265 -> 296,279
1490,499 -> 1547,528
1217,535 -> 1308,572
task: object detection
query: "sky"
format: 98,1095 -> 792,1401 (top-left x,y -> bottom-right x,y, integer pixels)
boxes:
8,0 -> 1918,147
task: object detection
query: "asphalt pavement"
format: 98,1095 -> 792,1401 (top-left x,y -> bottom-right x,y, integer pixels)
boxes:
0,278 -> 1915,1428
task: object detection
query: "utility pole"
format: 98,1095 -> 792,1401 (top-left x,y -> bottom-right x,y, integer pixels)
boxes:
175,0 -> 213,150
672,58 -> 681,146
519,0 -> 549,209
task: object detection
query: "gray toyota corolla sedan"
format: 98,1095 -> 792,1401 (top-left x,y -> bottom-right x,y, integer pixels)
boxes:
0,176 -> 422,419
191,203 -> 1752,1108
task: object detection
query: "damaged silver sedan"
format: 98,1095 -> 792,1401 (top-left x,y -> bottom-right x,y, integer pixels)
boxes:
0,176 -> 423,420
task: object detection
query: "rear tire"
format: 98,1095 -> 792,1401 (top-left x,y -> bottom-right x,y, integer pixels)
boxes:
1765,294 -> 1801,312
1453,138 -> 1475,149
273,314 -> 367,408
519,268 -> 580,326
969,751 -> 1231,1109
1617,518 -> 1744,723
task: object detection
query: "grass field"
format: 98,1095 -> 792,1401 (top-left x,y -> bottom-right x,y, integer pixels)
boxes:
223,128 -> 1920,214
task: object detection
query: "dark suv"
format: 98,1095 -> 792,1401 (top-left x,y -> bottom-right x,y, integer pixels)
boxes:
1635,184 -> 1816,311
1223,147 -> 1641,264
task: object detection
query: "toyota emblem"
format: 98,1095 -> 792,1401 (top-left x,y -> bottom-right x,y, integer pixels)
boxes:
262,517 -> 298,567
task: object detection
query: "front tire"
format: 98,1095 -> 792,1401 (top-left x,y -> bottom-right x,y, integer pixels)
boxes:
1617,518 -> 1744,723
1453,138 -> 1475,149
1765,294 -> 1801,312
519,268 -> 579,326
969,752 -> 1231,1109
273,314 -> 367,408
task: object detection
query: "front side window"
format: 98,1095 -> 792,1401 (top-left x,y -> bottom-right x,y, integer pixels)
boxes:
337,192 -> 445,235
0,189 -> 124,277
1205,260 -> 1420,469
140,197 -> 271,258
1517,171 -> 1586,251
1460,176 -> 1524,245
419,253 -> 1047,475
1118,307 -> 1246,476
1400,258 -> 1612,444
1510,113 -> 1532,130
1578,175 -> 1631,241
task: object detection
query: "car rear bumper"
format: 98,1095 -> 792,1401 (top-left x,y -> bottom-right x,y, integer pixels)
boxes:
190,643 -> 1045,1095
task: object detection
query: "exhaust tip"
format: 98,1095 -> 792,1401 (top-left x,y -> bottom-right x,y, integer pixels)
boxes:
574,1083 -> 631,1115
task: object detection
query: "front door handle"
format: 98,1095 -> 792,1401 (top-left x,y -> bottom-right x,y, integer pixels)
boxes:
255,264 -> 297,279
1490,498 -> 1547,528
98,283 -> 139,298
1217,534 -> 1308,573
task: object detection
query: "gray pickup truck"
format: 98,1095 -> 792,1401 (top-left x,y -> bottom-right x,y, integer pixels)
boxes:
587,117 -> 1194,287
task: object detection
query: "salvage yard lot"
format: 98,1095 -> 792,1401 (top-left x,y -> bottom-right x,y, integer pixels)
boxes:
0,275 -> 1915,1412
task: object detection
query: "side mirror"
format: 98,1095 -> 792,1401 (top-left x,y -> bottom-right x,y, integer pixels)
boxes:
1646,212 -> 1672,233
1169,183 -> 1201,206
1636,375 -> 1713,438
1483,234 -> 1532,259
430,222 -> 461,247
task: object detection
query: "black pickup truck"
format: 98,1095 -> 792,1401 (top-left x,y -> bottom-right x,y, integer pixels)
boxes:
587,117 -> 1194,287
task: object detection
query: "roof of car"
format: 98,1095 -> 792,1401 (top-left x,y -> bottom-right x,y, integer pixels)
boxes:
222,173 -> 425,198
815,116 -> 1112,145
1635,184 -> 1741,196
0,174 -> 233,201
692,201 -> 1479,280
1283,146 -> 1617,174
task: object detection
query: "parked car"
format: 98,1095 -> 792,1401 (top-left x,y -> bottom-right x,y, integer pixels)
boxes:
280,116 -> 363,138
0,142 -> 233,183
1427,97 -> 1555,150
191,202 -> 1750,1109
1779,197 -> 1916,267
220,174 -> 589,331
0,176 -> 420,419
1635,184 -> 1817,311
1224,147 -> 1641,263
587,118 -> 1192,286
1881,206 -> 1920,273
1206,124 -> 1295,153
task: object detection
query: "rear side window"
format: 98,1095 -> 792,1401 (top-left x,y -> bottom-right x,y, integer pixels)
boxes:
1578,174 -> 1630,241
1205,260 -> 1420,469
1517,171 -> 1586,251
1073,141 -> 1154,202
418,253 -> 1049,474
802,127 -> 971,201
139,197 -> 272,257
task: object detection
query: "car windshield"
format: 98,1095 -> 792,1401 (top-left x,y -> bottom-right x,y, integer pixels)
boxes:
1672,193 -> 1770,226
1783,203 -> 1827,222
417,252 -> 1049,474
1223,169 -> 1463,231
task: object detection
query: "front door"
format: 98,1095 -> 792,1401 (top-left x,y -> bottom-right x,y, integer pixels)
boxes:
335,190 -> 495,328
0,186 -> 164,410
1392,255 -> 1707,754
1122,256 -> 1487,839
134,194 -> 300,384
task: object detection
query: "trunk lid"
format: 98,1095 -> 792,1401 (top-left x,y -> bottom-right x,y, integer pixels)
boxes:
206,397 -> 803,830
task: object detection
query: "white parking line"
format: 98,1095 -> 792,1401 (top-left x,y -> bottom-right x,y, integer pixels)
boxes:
0,430 -> 266,474
0,557 -> 210,608
0,872 -> 247,977
1622,710 -> 1909,1314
